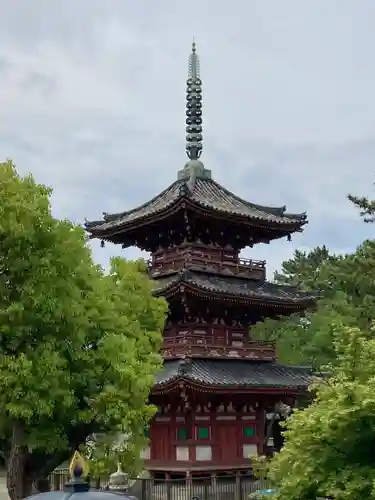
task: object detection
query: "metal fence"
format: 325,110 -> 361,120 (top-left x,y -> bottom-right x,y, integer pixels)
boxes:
49,469 -> 271,500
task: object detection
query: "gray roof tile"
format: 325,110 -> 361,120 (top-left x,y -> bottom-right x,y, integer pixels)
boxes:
154,270 -> 317,304
155,359 -> 313,389
85,178 -> 307,233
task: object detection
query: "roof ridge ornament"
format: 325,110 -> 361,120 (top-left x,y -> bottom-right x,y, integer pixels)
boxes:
64,451 -> 90,493
178,39 -> 212,183
178,357 -> 192,375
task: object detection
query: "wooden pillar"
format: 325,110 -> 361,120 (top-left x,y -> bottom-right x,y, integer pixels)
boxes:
257,402 -> 266,455
186,470 -> 192,500
235,472 -> 242,500
211,473 -> 217,498
235,402 -> 242,460
165,473 -> 172,500
211,402 -> 219,462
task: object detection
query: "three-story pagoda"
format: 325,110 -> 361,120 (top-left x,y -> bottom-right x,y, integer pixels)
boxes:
85,42 -> 317,479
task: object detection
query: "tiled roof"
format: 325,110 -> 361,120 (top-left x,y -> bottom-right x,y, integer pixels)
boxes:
85,180 -> 182,230
155,358 -> 313,389
189,179 -> 306,223
85,177 -> 307,233
154,270 -> 317,305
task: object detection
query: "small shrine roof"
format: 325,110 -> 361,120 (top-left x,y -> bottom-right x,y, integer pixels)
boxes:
154,270 -> 317,306
154,359 -> 314,391
85,177 -> 307,235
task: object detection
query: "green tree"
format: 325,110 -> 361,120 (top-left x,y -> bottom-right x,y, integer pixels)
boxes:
252,239 -> 375,368
348,183 -> 375,222
0,160 -> 168,499
273,245 -> 334,289
251,246 -> 342,366
251,293 -> 354,368
266,323 -> 375,500
251,245 -> 343,367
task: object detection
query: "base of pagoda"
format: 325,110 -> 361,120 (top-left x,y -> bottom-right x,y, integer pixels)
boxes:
142,467 -> 267,499
145,459 -> 253,478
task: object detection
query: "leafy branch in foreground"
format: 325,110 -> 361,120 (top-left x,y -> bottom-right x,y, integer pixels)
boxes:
0,160 -> 168,499
265,324 -> 375,500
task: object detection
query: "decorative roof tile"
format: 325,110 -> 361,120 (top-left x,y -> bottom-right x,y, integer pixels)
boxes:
155,358 -> 313,389
85,177 -> 307,234
85,180 -> 182,231
154,270 -> 317,305
189,179 -> 306,223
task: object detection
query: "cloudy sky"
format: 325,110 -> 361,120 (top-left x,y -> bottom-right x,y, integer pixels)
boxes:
0,0 -> 374,278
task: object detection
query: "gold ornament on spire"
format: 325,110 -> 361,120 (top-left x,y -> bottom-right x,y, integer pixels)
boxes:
68,451 -> 89,479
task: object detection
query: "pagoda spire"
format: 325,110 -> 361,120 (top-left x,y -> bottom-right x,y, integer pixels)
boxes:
178,40 -> 211,184
186,38 -> 203,161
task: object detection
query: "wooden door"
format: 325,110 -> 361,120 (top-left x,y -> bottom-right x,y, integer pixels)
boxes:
217,423 -> 239,462
151,423 -> 172,461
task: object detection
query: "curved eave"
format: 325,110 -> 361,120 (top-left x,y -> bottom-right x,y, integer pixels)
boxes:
154,278 -> 316,310
85,197 -> 185,238
198,178 -> 307,224
85,197 -> 307,241
152,375 -> 309,394
183,197 -> 307,232
84,180 -> 181,236
103,180 -> 181,222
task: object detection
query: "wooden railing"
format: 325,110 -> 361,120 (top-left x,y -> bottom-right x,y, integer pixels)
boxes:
149,251 -> 266,280
161,334 -> 275,361
163,324 -> 263,339
143,458 -> 256,469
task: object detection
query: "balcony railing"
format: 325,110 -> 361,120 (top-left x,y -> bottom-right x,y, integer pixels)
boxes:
149,251 -> 266,280
161,334 -> 275,361
142,457 -> 256,470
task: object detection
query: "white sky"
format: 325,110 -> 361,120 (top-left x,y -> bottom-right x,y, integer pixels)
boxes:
0,0 -> 373,277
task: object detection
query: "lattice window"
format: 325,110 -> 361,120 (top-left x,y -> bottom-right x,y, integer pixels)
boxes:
176,446 -> 189,461
243,425 -> 255,438
177,427 -> 188,440
196,445 -> 212,461
243,444 -> 257,458
196,426 -> 210,440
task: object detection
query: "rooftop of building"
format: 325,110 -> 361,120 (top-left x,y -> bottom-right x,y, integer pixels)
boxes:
154,268 -> 318,308
85,41 -> 307,246
154,358 -> 315,392
85,174 -> 307,235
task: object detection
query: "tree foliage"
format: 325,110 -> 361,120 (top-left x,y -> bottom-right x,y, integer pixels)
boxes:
348,182 -> 375,222
0,160 -> 168,499
252,239 -> 375,368
250,183 -> 375,498
252,181 -> 375,367
266,324 -> 375,500
273,245 -> 334,289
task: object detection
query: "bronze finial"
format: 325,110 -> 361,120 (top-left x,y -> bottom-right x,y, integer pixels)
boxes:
186,39 -> 203,161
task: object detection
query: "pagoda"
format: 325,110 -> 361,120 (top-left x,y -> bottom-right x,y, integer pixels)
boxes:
85,42 -> 317,479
